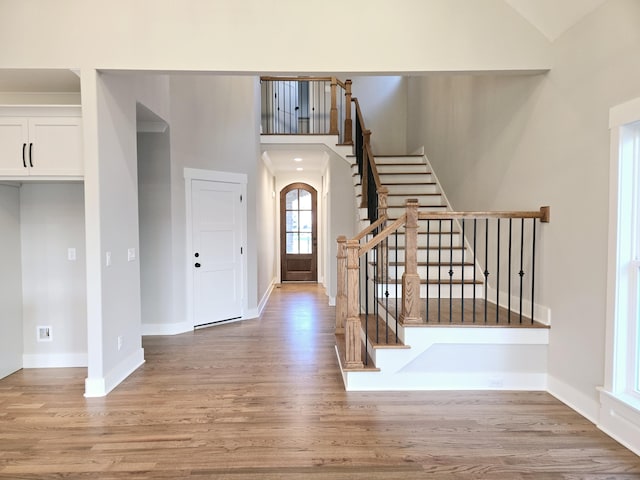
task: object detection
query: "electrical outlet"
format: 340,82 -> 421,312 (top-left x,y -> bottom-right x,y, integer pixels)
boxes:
37,326 -> 52,342
117,335 -> 123,351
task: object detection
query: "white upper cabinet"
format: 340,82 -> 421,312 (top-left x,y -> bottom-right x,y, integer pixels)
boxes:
0,107 -> 83,179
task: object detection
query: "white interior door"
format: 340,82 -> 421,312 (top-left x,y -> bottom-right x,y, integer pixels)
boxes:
191,179 -> 243,327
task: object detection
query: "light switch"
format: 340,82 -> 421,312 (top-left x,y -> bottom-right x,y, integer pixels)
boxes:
68,248 -> 77,261
127,248 -> 136,262
106,251 -> 112,267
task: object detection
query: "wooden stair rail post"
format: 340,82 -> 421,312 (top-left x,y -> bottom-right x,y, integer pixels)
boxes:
376,187 -> 389,280
329,77 -> 339,135
345,239 -> 364,368
343,80 -> 353,144
400,199 -> 422,324
336,236 -> 347,334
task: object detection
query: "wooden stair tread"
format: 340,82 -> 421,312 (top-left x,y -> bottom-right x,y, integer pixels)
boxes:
384,278 -> 483,285
379,171 -> 432,175
380,298 -> 549,329
374,154 -> 424,157
335,334 -> 380,371
387,192 -> 442,196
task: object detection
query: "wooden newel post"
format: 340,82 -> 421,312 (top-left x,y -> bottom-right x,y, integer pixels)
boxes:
336,236 -> 347,334
400,199 -> 422,324
376,187 -> 389,280
345,239 -> 364,368
344,80 -> 353,144
329,77 -> 338,135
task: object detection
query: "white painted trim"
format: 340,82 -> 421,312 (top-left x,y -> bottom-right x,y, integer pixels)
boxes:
0,105 -> 81,117
328,296 -> 336,307
598,390 -> 640,456
184,168 -> 248,328
84,347 -> 145,397
610,96 -> 640,129
23,353 -> 87,368
141,321 -> 192,336
486,286 -> 551,325
547,375 -> 599,424
243,308 -> 260,320
257,279 -> 276,316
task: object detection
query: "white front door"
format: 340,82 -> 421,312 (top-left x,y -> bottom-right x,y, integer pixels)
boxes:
191,179 -> 243,327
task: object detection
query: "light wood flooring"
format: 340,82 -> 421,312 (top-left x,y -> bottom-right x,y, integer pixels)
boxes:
1,283 -> 639,479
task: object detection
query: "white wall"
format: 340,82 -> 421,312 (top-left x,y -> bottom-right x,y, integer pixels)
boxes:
257,158 -> 276,308
137,130 -> 174,332
350,76 -> 408,155
326,153 -> 358,302
0,1 -> 550,73
20,183 -> 87,367
0,184 -> 22,379
406,0 -> 640,420
168,75 -> 262,317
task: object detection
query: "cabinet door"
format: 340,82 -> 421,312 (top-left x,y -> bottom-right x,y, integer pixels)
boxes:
0,118 -> 30,175
28,117 -> 83,176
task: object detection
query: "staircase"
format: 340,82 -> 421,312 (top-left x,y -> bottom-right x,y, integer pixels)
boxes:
339,153 -> 550,391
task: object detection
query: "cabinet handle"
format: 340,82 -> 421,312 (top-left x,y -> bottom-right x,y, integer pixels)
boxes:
22,143 -> 27,168
29,143 -> 33,168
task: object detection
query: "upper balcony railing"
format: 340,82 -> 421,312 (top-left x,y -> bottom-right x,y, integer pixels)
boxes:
260,76 -> 353,144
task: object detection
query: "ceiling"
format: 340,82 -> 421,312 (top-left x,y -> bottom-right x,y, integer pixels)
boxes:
262,145 -> 329,174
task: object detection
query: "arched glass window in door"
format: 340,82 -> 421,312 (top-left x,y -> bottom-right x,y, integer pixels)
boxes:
281,183 -> 317,281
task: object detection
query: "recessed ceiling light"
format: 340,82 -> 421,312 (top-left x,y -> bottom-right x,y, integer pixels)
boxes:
296,167 -> 303,171
294,157 -> 303,162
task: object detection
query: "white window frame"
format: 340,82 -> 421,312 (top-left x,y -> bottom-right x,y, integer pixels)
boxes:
599,97 -> 640,456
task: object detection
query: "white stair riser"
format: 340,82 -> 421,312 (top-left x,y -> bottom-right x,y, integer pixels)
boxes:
387,195 -> 445,207
377,164 -> 429,174
375,156 -> 425,165
385,184 -> 439,194
389,234 -> 462,248
390,249 -> 466,263
388,264 -> 477,279
372,283 -> 483,299
380,173 -> 433,184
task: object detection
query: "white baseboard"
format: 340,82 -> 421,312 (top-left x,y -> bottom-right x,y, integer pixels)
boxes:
547,374 -> 599,423
257,280 -> 276,316
328,296 -> 336,306
142,321 -> 192,336
23,353 -> 87,368
84,347 -> 145,397
598,390 -> 640,456
486,286 -> 551,325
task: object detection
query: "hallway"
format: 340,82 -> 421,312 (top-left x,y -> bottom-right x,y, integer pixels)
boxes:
0,283 -> 639,478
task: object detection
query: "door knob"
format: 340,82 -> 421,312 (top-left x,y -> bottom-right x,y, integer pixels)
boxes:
195,263 -> 201,268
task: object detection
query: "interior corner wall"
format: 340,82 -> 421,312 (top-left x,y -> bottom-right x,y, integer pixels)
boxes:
350,76 -> 408,155
94,72 -> 144,387
137,130 -> 173,330
406,0 -> 640,420
257,158 -> 276,305
0,184 -> 23,379
168,75 -> 261,319
326,153 -> 357,301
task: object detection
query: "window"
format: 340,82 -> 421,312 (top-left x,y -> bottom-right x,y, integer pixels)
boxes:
285,188 -> 313,254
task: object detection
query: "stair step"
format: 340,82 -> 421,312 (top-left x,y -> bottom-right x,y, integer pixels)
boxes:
385,183 -> 439,194
360,314 -> 408,348
380,173 -> 433,184
373,155 -> 426,165
376,164 -> 429,174
335,333 -> 379,372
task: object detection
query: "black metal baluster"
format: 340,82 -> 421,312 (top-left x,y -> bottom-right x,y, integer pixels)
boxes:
395,229 -> 399,334
461,219 -> 465,324
519,218 -> 525,324
496,219 -> 500,324
384,235 -> 390,344
531,219 -> 537,325
374,242 -> 379,345
426,220 -> 430,323
438,219 -> 442,323
484,218 -> 489,324
365,250 -> 369,364
473,219 -> 477,323
449,219 -> 454,323
508,219 -> 513,324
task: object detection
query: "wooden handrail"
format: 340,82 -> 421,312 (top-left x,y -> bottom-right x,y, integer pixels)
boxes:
359,215 -> 407,256
260,76 -> 336,82
353,215 -> 388,242
417,206 -> 550,223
